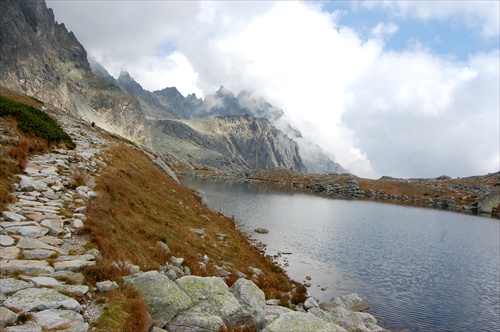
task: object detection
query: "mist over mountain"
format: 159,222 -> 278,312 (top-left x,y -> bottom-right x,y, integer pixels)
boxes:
90,60 -> 346,173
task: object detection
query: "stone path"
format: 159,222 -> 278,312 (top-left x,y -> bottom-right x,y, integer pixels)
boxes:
0,114 -> 112,331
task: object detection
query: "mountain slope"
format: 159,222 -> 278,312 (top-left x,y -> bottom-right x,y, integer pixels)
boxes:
91,65 -> 346,174
0,0 -> 151,147
151,115 -> 307,172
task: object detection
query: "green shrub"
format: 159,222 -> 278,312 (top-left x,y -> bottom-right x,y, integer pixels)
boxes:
0,96 -> 75,149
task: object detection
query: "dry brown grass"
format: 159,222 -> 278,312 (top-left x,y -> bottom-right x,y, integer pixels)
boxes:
92,286 -> 150,332
84,143 -> 307,330
0,116 -> 49,210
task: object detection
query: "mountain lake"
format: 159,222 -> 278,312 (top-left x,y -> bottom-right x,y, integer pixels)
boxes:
181,177 -> 500,332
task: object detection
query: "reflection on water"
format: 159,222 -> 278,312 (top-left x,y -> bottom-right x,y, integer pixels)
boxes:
181,178 -> 500,332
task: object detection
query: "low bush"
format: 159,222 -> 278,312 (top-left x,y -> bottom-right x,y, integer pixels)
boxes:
0,96 -> 75,149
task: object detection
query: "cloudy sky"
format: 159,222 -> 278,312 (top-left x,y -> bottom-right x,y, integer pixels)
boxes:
47,0 -> 499,179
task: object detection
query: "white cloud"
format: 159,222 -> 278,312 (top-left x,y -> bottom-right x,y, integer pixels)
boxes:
46,1 -> 499,178
343,49 -> 499,178
365,0 -> 500,38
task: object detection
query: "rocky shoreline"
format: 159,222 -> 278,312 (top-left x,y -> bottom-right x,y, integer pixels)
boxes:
177,169 -> 500,219
1,109 -> 387,331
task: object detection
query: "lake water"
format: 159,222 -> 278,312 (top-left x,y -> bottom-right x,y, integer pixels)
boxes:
180,178 -> 500,332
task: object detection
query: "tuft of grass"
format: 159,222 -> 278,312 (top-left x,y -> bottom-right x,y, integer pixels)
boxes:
92,286 -> 150,332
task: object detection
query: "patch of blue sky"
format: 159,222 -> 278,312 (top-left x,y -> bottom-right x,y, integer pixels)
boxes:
155,41 -> 177,57
321,1 -> 499,61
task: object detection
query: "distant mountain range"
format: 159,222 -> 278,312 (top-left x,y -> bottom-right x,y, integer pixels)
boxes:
0,0 -> 346,174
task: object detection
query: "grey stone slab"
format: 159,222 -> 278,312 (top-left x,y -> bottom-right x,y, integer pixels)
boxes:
34,309 -> 84,330
3,288 -> 82,313
0,278 -> 34,294
0,235 -> 15,246
0,260 -> 55,275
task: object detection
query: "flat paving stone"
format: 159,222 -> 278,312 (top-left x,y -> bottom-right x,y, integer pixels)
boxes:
3,287 -> 82,313
0,235 -> 15,246
0,259 -> 55,275
0,278 -> 34,294
0,246 -> 20,259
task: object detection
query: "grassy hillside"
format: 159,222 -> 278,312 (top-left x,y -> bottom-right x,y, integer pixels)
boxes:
83,143 -> 306,330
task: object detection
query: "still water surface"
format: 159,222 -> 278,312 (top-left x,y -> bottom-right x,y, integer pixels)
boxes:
181,178 -> 500,332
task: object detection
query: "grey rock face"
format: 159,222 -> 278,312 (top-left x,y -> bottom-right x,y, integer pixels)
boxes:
152,115 -> 307,173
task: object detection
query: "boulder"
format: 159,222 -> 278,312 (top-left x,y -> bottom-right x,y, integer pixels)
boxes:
40,219 -> 65,235
3,288 -> 82,313
330,293 -> 370,312
230,278 -> 266,328
261,311 -> 345,332
176,276 -> 255,329
33,309 -> 85,330
165,311 -> 225,332
96,280 -> 119,292
309,306 -> 378,332
156,241 -> 171,254
170,256 -> 184,267
123,270 -> 192,326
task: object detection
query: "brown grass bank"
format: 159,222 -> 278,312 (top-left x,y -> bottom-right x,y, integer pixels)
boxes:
84,143 -> 307,330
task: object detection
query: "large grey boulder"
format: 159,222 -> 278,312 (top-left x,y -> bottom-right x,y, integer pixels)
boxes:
230,278 -> 266,328
176,276 -> 255,329
123,270 -> 192,327
3,288 -> 82,313
165,311 -> 225,332
309,306 -> 379,332
261,311 -> 345,332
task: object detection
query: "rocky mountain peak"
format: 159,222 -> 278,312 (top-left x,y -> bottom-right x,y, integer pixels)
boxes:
116,71 -> 145,97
